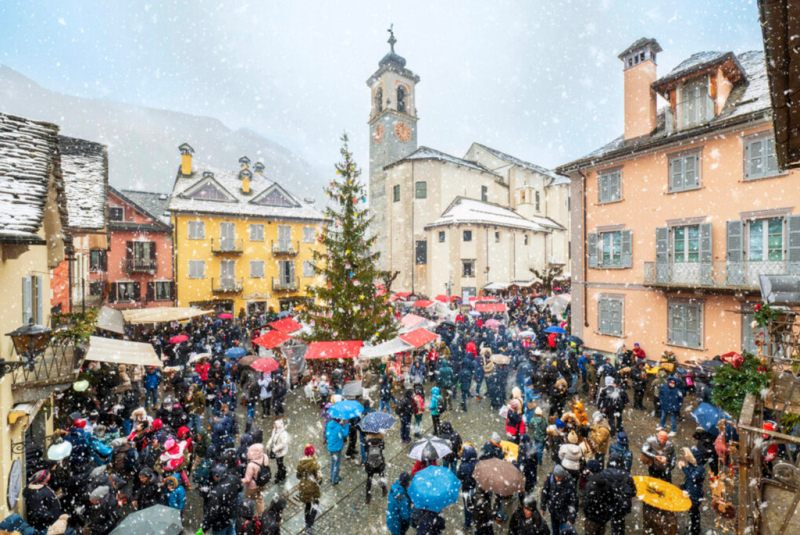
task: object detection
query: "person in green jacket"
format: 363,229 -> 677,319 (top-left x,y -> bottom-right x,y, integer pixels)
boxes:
651,371 -> 668,418
528,406 -> 548,465
436,359 -> 455,411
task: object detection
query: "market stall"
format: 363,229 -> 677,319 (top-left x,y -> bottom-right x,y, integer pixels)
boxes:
85,336 -> 162,367
121,307 -> 213,325
304,341 -> 363,380
268,317 -> 304,334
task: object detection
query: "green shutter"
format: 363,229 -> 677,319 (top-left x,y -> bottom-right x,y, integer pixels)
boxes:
670,158 -> 684,191
588,233 -> 598,268
726,220 -> 745,285
656,227 -> 670,282
620,230 -> 632,268
699,223 -> 713,284
787,215 -> 800,275
748,140 -> 764,179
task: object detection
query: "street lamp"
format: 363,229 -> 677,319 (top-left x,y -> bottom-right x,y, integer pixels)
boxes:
2,319 -> 52,378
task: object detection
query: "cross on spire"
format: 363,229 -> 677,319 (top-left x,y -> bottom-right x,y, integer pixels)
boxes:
387,23 -> 396,52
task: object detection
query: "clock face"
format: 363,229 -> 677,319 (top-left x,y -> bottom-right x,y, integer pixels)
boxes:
394,121 -> 411,143
373,124 -> 384,145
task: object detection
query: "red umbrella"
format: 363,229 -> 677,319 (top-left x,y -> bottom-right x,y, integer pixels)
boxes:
250,357 -> 280,373
219,313 -> 234,319
168,335 -> 188,344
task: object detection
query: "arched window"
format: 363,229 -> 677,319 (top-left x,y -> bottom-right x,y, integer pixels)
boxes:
374,87 -> 383,114
397,86 -> 407,113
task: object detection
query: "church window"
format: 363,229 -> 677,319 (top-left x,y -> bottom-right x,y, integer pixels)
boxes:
393,185 -> 400,202
415,181 -> 427,199
374,87 -> 383,114
397,86 -> 407,113
481,186 -> 488,202
535,191 -> 541,211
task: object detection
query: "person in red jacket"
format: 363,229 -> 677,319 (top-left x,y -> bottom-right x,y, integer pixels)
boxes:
633,343 -> 646,361
465,340 -> 478,358
547,332 -> 557,349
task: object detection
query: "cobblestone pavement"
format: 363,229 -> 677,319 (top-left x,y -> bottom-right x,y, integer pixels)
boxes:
181,378 -> 720,534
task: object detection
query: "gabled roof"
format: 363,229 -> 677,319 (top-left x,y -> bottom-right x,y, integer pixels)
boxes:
424,196 -> 553,232
59,136 -> 108,231
652,51 -> 747,95
109,186 -> 172,230
386,146 -> 501,178
470,142 -> 568,185
0,113 -> 66,243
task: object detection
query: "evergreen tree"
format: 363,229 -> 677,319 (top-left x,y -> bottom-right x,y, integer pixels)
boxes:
301,134 -> 398,343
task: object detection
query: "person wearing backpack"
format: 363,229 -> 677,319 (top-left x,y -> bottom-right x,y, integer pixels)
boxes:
363,432 -> 386,504
397,389 -> 414,444
429,387 -> 444,436
235,499 -> 261,535
241,442 -> 270,515
436,359 -> 454,411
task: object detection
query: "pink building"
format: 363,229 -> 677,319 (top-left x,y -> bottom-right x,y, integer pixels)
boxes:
106,187 -> 174,308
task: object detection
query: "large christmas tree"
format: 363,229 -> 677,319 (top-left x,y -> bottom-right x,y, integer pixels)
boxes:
302,134 -> 398,343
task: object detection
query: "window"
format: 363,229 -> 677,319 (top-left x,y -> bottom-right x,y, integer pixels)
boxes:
250,260 -> 265,278
535,190 -> 540,211
397,86 -> 407,113
463,230 -> 473,242
600,232 -> 622,266
109,207 -> 124,221
133,241 -> 155,263
481,186 -> 488,202
597,298 -> 623,337
438,231 -> 445,243
303,260 -> 315,278
116,282 -> 137,302
303,226 -> 316,243
598,170 -> 621,203
89,250 -> 107,272
742,310 -> 767,353
669,152 -> 700,192
250,224 -> 265,242
153,281 -> 173,301
254,187 -> 294,207
278,260 -> 295,284
589,230 -> 632,269
219,222 -> 236,250
188,221 -> 205,240
746,137 -> 780,180
393,185 -> 400,202
190,182 -> 229,201
89,281 -> 104,297
520,190 -> 526,204
462,260 -> 475,278
494,231 -> 500,243
188,260 -> 206,279
415,181 -> 427,199
673,225 -> 700,263
22,276 -> 43,325
681,79 -> 710,128
748,218 -> 783,262
668,301 -> 703,348
415,240 -> 427,265
524,235 -> 529,246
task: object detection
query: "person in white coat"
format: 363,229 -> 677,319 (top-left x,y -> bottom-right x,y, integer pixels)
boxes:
259,372 -> 273,418
266,416 -> 290,483
558,430 -> 582,484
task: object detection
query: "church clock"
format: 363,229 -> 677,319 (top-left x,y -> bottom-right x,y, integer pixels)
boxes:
373,124 -> 385,144
394,121 -> 411,143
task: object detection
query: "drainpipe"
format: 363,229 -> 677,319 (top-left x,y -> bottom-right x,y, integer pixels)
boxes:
579,170 -> 589,328
411,161 -> 415,294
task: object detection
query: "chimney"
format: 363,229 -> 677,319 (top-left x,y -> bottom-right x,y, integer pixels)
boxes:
239,156 -> 251,170
253,162 -> 265,175
179,143 -> 194,176
239,169 -> 252,194
618,38 -> 662,140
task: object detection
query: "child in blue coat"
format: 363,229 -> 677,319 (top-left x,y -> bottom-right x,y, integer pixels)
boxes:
164,476 -> 186,517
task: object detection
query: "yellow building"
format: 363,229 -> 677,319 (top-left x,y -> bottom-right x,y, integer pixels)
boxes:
169,145 -> 326,314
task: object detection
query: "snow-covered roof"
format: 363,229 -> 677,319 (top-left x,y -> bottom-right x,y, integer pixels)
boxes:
118,189 -> 172,226
0,113 -> 61,242
169,164 -> 325,222
471,143 -> 566,184
59,136 -> 108,230
389,146 -> 501,178
425,196 -> 550,233
560,50 -> 770,171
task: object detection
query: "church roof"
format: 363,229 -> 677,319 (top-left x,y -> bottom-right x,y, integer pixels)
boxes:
388,146 -> 501,178
471,143 -> 568,185
425,196 -> 551,233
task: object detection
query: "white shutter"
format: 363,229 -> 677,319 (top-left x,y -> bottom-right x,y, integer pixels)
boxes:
35,276 -> 43,324
303,261 -> 315,277
684,155 -> 697,188
22,276 -> 32,325
670,158 -> 684,191
748,140 -> 764,179
303,227 -> 316,243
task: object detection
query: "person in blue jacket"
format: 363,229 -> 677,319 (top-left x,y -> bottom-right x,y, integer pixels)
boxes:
164,475 -> 186,516
680,447 -> 706,535
325,418 -> 349,485
473,353 -> 487,398
386,471 -> 413,535
459,360 -> 473,412
608,431 -> 633,472
658,376 -> 685,436
143,367 -> 162,409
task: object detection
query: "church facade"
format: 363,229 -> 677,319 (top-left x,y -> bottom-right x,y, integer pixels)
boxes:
367,32 -> 570,299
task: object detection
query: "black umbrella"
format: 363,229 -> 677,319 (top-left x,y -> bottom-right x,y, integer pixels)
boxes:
408,437 -> 452,462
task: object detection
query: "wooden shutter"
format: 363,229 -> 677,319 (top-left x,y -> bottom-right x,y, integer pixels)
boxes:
611,172 -> 621,201
748,140 -> 763,179
684,154 -> 697,188
22,276 -> 32,324
597,299 -> 608,334
787,215 -> 800,275
125,241 -> 134,260
108,283 -> 117,303
35,276 -> 42,324
150,242 -> 157,265
609,300 -> 622,336
146,282 -> 155,302
132,282 -> 141,302
699,223 -> 713,284
726,220 -> 744,286
588,233 -> 598,268
656,227 -> 669,282
686,304 -> 701,348
620,230 -> 633,268
169,281 -> 176,301
766,138 -> 778,175
668,303 -> 680,345
100,250 -> 108,271
599,175 -> 608,203
670,158 -> 683,191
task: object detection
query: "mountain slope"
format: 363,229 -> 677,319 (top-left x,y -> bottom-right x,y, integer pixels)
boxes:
0,65 -> 320,195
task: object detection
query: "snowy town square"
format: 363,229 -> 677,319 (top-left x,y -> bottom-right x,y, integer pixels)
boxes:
0,2 -> 799,535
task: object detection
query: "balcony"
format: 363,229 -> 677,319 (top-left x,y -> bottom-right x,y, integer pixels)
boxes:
272,276 -> 300,291
211,278 -> 243,293
271,240 -> 299,256
643,260 -> 798,292
12,340 -> 86,403
124,258 -> 157,272
210,238 -> 243,254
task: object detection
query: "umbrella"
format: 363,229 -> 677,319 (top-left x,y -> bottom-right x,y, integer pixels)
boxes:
692,403 -> 733,437
408,466 -> 460,513
47,441 -> 72,461
250,357 -> 280,373
544,326 -> 567,334
238,354 -> 262,367
469,311 -> 482,317
565,335 -> 583,345
491,354 -> 511,365
408,437 -> 452,462
218,313 -> 233,319
328,399 -> 365,420
277,310 -> 291,318
485,319 -> 501,329
359,411 -> 397,433
342,380 -> 363,398
473,458 -> 525,496
168,335 -> 188,344
533,298 -> 545,306
518,330 -> 534,337
633,476 -> 692,512
110,504 -> 182,535
441,320 -> 456,327
188,352 -> 212,365
225,347 -> 248,359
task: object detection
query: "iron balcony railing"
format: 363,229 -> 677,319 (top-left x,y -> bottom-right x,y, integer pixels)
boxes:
211,278 -> 243,293
124,258 -> 158,272
210,238 -> 243,254
11,340 -> 86,400
271,240 -> 299,256
643,260 -> 798,290
272,276 -> 299,291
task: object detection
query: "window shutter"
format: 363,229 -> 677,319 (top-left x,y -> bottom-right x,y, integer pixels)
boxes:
684,155 -> 697,188
597,300 -> 607,334
150,242 -> 157,264
656,227 -> 669,282
126,241 -> 134,260
288,261 -> 296,281
100,251 -> 108,271
766,138 -> 778,175
146,282 -> 155,302
22,276 -> 32,324
670,158 -> 683,191
748,140 -> 763,179
132,282 -> 141,302
599,175 -> 608,203
726,220 -> 744,286
169,281 -> 176,301
699,222 -> 713,284
787,215 -> 800,275
686,304 -> 701,348
610,174 -> 619,201
107,283 -> 117,303
667,303 -> 679,345
609,300 -> 622,336
35,276 -> 43,324
588,233 -> 598,268
620,230 -> 632,268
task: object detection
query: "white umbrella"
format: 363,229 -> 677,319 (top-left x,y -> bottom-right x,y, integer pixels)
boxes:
189,352 -> 212,364
408,437 -> 452,462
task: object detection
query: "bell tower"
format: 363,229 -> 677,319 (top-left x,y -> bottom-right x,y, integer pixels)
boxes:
367,25 -> 420,269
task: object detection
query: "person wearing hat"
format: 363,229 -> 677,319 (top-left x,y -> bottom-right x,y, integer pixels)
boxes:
88,485 -> 121,535
540,464 -> 578,535
508,493 -> 549,535
201,465 -> 242,535
630,361 -> 648,411
632,342 -> 646,361
528,407 -> 548,466
131,467 -> 164,510
480,432 -> 505,461
164,475 -> 186,518
296,444 -> 322,534
143,366 -> 162,410
679,447 -> 706,535
558,431 -> 582,483
604,452 -> 637,534
23,469 -> 63,531
608,432 -> 633,472
589,412 -> 612,468
658,376 -> 684,436
582,459 -> 613,535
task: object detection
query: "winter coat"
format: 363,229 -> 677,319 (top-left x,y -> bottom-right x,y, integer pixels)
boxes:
438,421 -> 462,465
415,509 -> 446,535
437,362 -> 455,388
459,364 -> 473,393
259,374 -> 273,399
386,481 -> 413,535
457,445 -> 479,492
364,435 -> 386,471
266,419 -> 289,458
186,390 -> 206,415
22,484 -> 62,530
518,439 -> 539,492
582,471 -> 614,524
429,387 -> 442,416
260,497 -> 287,535
133,472 -> 164,509
589,422 -> 611,455
165,484 -> 186,510
242,443 -> 269,491
89,492 -> 121,535
296,456 -> 321,503
479,440 -> 504,461
409,362 -> 426,384
144,369 -> 161,391
608,442 -> 633,472
540,473 -> 578,523
659,382 -> 684,413
325,420 -> 349,452
528,415 -> 548,442
380,375 -> 392,400
508,506 -> 550,535
604,463 -> 636,516
598,385 -> 629,413
202,472 -> 242,532
506,408 -> 526,437
641,436 -> 675,472
558,443 -> 582,471
681,463 -> 705,500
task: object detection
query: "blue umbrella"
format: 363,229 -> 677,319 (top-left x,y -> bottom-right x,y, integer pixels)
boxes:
359,411 -> 396,433
225,347 -> 247,359
408,466 -> 460,512
277,310 -> 291,318
565,335 -> 583,345
544,326 -> 567,334
328,399 -> 364,420
692,403 -> 732,437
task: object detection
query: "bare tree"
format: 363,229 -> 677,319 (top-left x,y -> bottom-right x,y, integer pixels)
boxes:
379,270 -> 401,294
529,263 -> 563,296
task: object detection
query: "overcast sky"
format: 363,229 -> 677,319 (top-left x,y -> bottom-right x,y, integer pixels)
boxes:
0,0 -> 764,180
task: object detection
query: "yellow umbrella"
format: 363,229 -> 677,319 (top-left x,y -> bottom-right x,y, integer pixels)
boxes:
646,366 -> 661,375
634,476 -> 692,512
